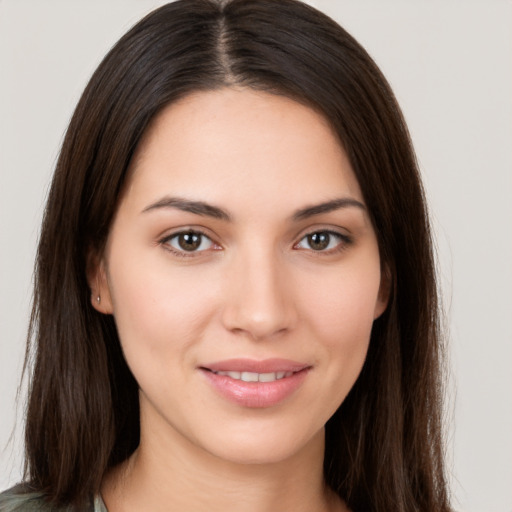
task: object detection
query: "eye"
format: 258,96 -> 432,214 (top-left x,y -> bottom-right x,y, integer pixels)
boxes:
162,230 -> 216,254
295,230 -> 350,252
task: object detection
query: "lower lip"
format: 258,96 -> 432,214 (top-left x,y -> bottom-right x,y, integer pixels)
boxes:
201,368 -> 309,408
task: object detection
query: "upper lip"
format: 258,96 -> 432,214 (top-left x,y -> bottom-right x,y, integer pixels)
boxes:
200,358 -> 310,374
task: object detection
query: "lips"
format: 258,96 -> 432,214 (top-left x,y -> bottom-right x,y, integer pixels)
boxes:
199,358 -> 311,408
210,370 -> 294,382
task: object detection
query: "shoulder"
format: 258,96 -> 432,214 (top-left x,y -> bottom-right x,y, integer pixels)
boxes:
0,484 -> 49,511
0,485 -> 101,512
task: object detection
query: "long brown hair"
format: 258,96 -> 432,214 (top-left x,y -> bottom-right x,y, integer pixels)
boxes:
22,0 -> 451,510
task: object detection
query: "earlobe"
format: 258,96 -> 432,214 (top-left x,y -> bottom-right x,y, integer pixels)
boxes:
374,264 -> 392,320
87,251 -> 114,315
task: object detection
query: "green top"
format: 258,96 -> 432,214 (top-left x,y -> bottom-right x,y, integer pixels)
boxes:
0,485 -> 107,512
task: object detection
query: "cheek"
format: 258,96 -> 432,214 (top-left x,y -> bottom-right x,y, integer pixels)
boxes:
299,261 -> 381,342
296,261 -> 381,397
106,252 -> 219,375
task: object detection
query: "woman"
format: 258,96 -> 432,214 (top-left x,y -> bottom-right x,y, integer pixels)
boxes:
0,0 -> 451,510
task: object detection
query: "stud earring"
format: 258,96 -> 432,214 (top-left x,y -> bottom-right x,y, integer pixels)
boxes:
96,295 -> 101,304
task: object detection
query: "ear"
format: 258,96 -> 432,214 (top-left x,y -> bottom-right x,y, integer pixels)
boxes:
374,264 -> 391,320
86,249 -> 114,315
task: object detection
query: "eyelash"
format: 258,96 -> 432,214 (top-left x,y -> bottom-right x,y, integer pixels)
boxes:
294,230 -> 352,255
159,229 -> 218,258
158,229 -> 352,258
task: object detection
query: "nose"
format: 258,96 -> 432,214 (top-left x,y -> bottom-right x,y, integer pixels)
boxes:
221,247 -> 297,341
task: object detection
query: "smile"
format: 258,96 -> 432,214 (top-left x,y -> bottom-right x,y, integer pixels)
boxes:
210,370 -> 295,382
200,359 -> 310,408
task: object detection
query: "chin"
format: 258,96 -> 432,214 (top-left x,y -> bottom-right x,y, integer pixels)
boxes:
199,422 -> 325,467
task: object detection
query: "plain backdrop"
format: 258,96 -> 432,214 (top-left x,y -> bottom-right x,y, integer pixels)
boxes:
0,1 -> 511,511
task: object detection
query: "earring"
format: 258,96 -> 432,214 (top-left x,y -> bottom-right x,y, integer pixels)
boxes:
96,295 -> 101,304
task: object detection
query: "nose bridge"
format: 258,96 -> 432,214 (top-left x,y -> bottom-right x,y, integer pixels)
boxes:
221,241 -> 295,340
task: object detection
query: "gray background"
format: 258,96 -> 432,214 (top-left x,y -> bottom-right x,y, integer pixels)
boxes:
1,1 -> 511,511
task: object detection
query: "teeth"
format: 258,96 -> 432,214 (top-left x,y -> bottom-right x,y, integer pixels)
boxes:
213,370 -> 294,382
241,371 -> 259,382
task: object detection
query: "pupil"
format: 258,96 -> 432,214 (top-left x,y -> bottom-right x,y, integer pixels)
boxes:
178,232 -> 201,251
308,232 -> 329,250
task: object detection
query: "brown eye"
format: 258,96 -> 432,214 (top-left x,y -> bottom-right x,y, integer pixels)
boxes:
164,231 -> 214,253
295,230 -> 350,252
178,232 -> 202,251
307,232 -> 330,251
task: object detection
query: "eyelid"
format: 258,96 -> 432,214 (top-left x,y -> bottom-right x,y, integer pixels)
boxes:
293,228 -> 353,253
158,227 -> 222,257
157,225 -> 352,258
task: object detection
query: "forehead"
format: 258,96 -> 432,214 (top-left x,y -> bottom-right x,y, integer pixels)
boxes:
125,87 -> 363,213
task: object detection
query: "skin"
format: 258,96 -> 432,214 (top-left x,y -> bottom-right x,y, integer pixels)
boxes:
90,88 -> 388,512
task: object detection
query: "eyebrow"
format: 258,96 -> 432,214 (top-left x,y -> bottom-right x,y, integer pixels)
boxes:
292,197 -> 366,221
142,196 -> 365,222
142,196 -> 231,220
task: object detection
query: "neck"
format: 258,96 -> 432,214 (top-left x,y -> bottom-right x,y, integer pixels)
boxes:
101,404 -> 346,512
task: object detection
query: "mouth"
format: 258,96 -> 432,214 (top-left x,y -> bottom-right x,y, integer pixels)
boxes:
199,358 -> 311,408
206,370 -> 295,382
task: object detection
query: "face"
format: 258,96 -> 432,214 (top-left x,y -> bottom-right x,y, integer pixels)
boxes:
91,88 -> 388,466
